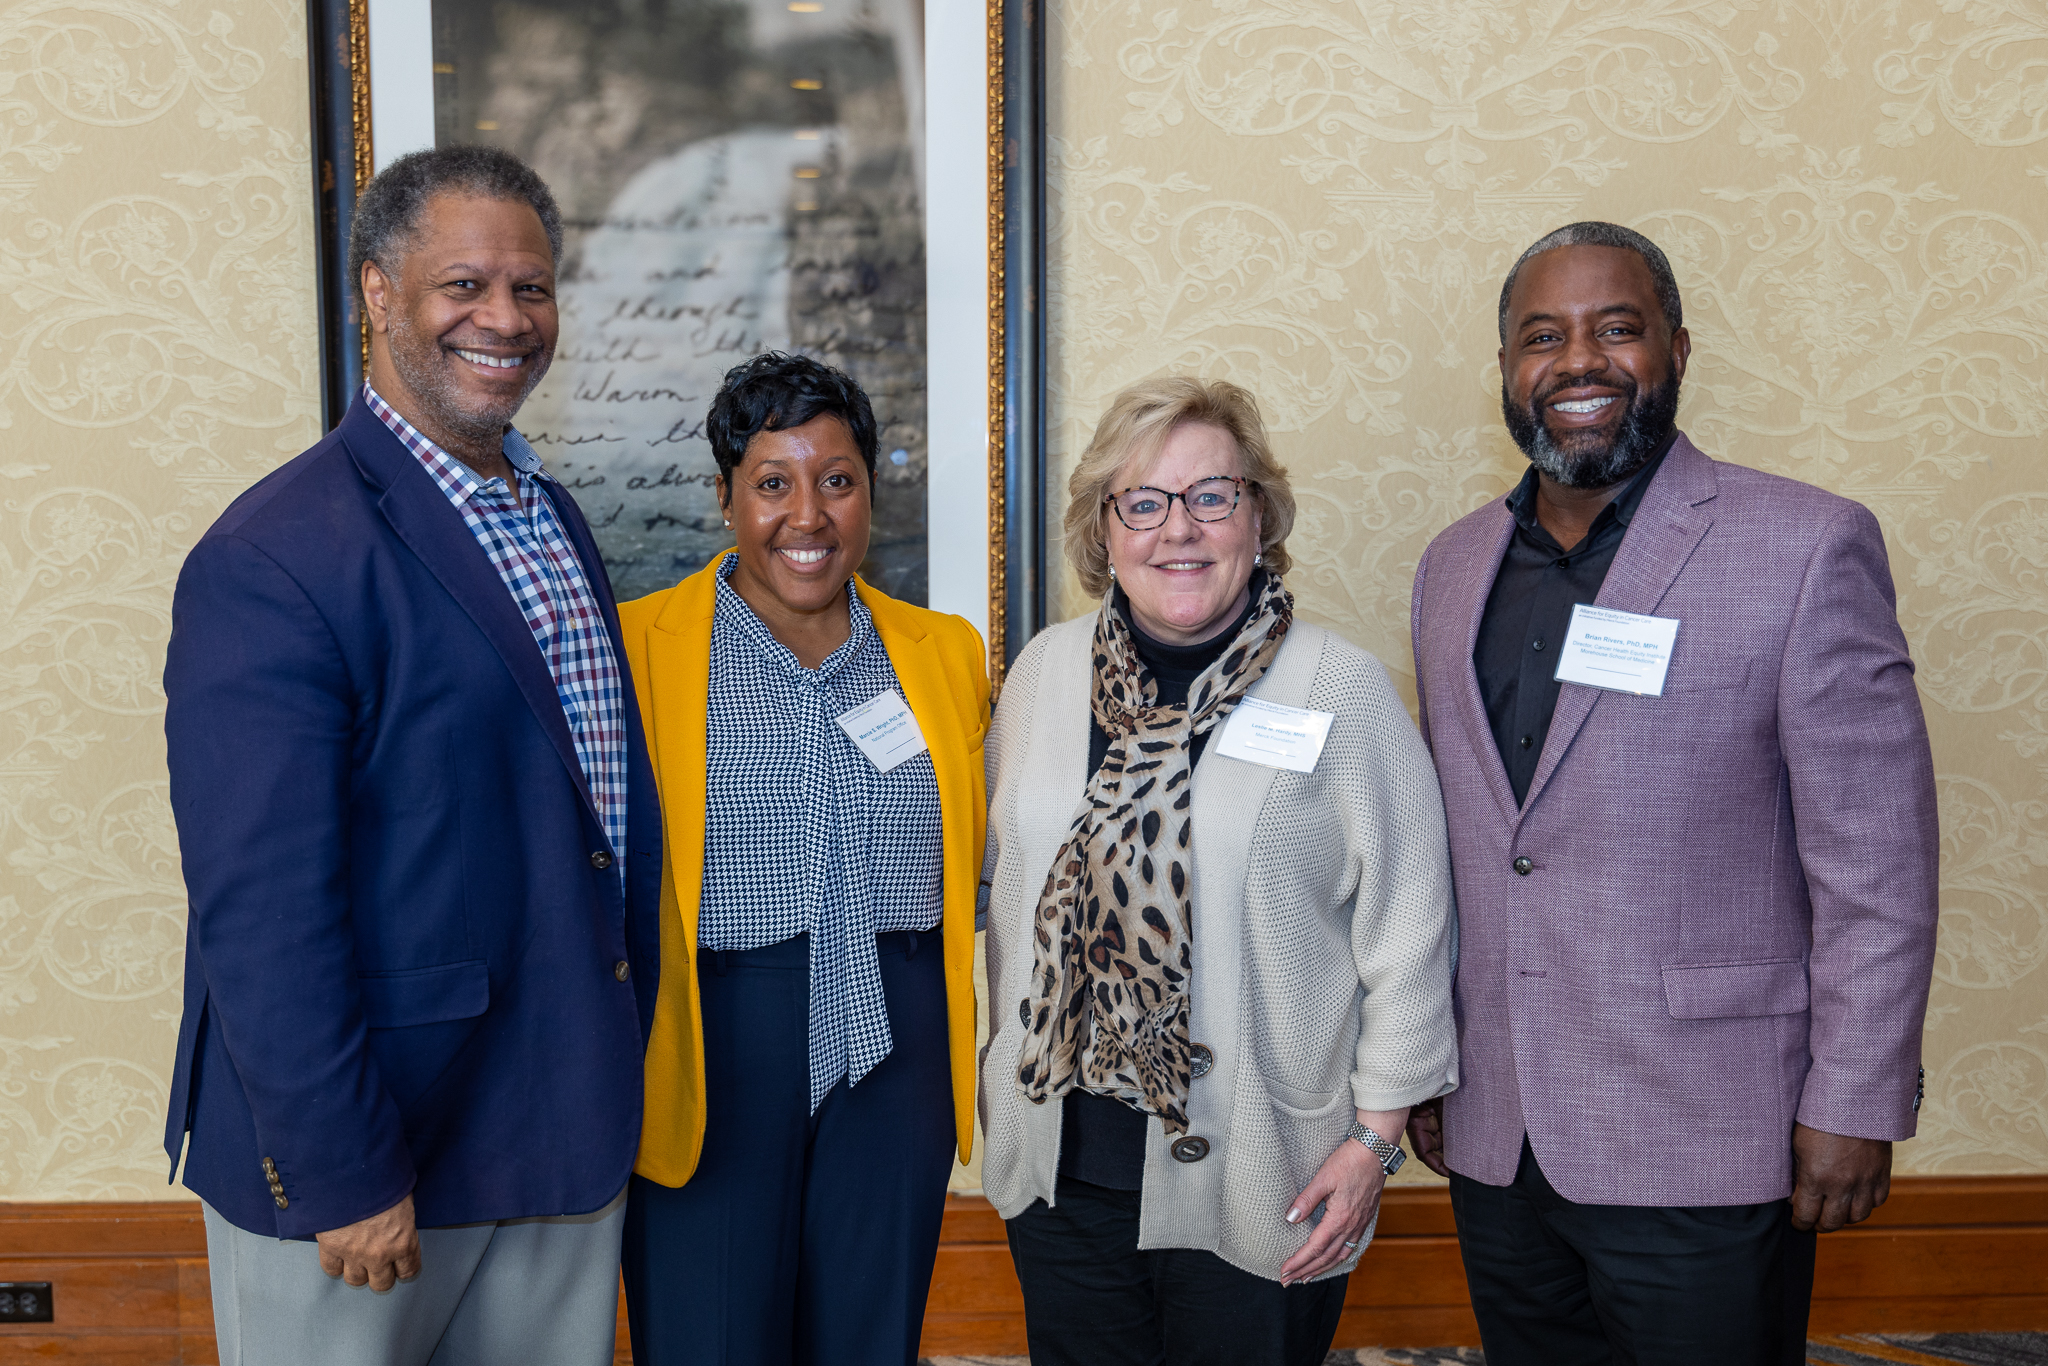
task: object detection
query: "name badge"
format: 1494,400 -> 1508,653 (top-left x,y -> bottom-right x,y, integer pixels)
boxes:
1213,696 -> 1336,774
834,689 -> 930,772
1553,603 -> 1681,697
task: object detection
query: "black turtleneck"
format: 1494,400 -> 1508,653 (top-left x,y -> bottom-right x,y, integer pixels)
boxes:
1061,571 -> 1264,1190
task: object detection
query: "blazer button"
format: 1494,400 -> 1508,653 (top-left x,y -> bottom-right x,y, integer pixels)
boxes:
1513,856 -> 1533,876
614,960 -> 630,981
1171,1136 -> 1210,1163
1189,1044 -> 1214,1079
590,850 -> 614,870
273,1194 -> 289,1209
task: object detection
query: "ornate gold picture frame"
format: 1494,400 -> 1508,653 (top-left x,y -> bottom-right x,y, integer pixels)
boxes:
309,0 -> 1045,675
986,0 -> 1046,684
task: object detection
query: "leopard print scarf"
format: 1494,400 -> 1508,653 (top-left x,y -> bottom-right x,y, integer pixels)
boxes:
1014,571 -> 1293,1133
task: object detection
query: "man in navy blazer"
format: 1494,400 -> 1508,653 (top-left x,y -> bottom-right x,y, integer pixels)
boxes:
164,147 -> 659,1364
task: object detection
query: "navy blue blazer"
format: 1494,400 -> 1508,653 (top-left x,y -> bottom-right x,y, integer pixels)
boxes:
163,398 -> 662,1238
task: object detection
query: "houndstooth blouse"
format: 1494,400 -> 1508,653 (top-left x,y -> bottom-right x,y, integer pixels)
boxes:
699,552 -> 944,1111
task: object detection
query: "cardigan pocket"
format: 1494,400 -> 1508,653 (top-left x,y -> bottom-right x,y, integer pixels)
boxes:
1263,1080 -> 1356,1195
1263,1074 -> 1348,1116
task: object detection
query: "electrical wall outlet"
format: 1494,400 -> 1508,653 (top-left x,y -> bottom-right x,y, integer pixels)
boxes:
0,1283 -> 53,1322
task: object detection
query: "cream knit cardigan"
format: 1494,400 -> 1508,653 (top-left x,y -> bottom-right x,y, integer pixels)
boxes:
978,613 -> 1459,1282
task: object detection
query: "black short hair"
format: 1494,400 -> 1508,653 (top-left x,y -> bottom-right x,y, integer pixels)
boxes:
1497,221 -> 1683,344
707,352 -> 879,499
347,146 -> 563,308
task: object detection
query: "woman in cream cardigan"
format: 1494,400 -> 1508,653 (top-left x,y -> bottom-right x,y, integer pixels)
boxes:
979,377 -> 1458,1365
616,353 -> 988,1366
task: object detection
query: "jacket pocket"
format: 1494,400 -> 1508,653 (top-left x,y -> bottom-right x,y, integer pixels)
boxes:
1660,660 -> 1752,694
358,960 -> 490,1028
1661,958 -> 1807,1019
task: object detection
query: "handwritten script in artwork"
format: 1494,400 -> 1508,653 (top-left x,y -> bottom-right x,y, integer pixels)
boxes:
518,129 -> 831,597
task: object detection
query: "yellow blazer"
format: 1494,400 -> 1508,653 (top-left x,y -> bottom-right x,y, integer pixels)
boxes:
619,557 -> 990,1186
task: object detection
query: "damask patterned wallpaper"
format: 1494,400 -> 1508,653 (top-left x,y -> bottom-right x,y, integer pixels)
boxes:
1046,0 -> 2048,1175
0,0 -> 2039,1203
0,0 -> 318,1198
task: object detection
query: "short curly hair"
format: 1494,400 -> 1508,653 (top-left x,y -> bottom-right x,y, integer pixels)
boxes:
706,352 -> 879,500
1063,376 -> 1296,600
348,145 -> 563,306
1498,221 -> 1682,344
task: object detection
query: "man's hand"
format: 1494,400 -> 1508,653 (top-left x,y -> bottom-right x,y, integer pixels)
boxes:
316,1193 -> 421,1291
1405,1097 -> 1449,1178
1790,1124 -> 1891,1233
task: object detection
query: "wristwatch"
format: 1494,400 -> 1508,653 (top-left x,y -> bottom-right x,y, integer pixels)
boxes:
1346,1120 -> 1405,1176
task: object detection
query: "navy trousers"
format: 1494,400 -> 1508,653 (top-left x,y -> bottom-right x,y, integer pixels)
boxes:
621,931 -> 955,1366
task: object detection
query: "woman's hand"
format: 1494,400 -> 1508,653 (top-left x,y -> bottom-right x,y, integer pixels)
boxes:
1278,1107 -> 1408,1286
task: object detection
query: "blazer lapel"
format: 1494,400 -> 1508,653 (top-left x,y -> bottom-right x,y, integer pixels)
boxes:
538,476 -> 627,646
1521,436 -> 1719,814
868,585 -> 968,827
1443,504 -> 1523,827
341,403 -> 598,820
646,563 -> 718,955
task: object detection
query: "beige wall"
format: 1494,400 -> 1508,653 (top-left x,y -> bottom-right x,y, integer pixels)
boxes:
0,0 -> 319,1198
1047,1 -> 2048,1175
1,0 -> 2042,1202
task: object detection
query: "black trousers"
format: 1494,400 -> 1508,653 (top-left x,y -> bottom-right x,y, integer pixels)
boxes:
1449,1138 -> 1817,1366
620,931 -> 955,1366
1005,1174 -> 1349,1366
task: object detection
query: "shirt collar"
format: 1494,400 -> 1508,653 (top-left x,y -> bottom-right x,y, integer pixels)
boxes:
362,382 -> 549,502
712,550 -> 872,682
1502,426 -> 1680,546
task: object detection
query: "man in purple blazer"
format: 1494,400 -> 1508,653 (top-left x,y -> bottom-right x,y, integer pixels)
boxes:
1404,222 -> 1938,1364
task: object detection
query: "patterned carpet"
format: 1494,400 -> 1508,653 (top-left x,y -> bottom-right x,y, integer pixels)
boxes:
922,1334 -> 2048,1365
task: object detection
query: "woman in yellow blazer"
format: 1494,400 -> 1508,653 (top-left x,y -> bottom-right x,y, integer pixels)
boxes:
615,353 -> 988,1366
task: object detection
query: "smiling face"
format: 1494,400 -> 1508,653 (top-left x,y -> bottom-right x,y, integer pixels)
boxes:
1104,421 -> 1263,647
718,414 -> 873,621
1499,244 -> 1690,489
362,193 -> 557,457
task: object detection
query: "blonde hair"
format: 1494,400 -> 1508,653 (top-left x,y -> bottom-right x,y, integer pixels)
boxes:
1063,376 -> 1296,600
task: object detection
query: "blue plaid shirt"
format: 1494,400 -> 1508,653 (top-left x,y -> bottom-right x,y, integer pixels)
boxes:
363,385 -> 628,871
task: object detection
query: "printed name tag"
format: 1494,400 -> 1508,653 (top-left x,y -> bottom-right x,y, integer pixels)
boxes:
1553,603 -> 1681,697
834,689 -> 929,772
1213,696 -> 1336,774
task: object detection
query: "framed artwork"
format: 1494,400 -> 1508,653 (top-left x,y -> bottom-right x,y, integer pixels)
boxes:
309,0 -> 1047,676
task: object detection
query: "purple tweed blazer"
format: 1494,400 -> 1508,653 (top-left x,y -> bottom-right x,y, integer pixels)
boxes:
1409,434 -> 1938,1207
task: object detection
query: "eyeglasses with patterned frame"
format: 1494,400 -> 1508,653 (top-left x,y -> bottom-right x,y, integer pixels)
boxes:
1105,475 -> 1251,531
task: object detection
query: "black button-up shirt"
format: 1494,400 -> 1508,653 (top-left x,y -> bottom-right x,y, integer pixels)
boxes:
1474,432 -> 1677,806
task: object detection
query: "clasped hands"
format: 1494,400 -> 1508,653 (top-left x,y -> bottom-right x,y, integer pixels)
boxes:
1403,1099 -> 1892,1233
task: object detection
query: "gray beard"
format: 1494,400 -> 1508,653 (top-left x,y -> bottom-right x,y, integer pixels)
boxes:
1502,374 -> 1680,490
386,309 -> 551,447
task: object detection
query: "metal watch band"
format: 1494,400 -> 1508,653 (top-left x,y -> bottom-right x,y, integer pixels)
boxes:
1346,1120 -> 1406,1176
